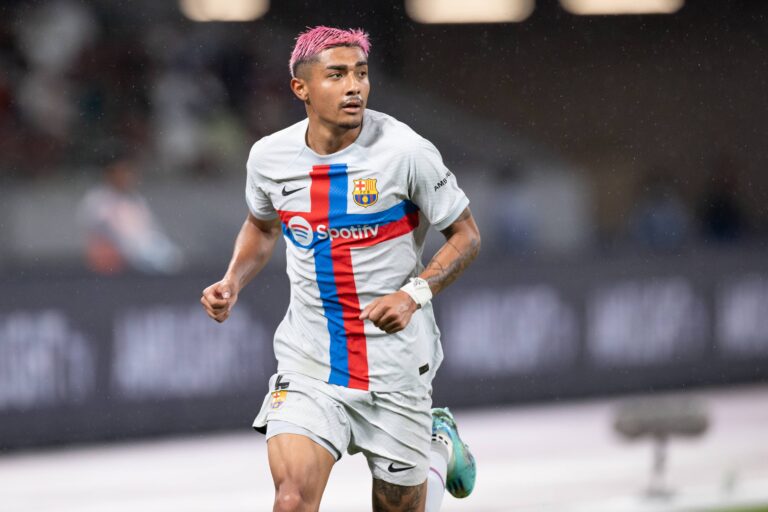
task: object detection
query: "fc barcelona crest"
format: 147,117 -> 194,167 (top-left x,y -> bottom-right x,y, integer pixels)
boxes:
271,389 -> 288,409
352,178 -> 378,208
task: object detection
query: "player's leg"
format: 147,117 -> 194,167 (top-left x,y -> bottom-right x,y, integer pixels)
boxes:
372,478 -> 427,512
422,407 -> 478,511
252,373 -> 352,512
431,407 -> 476,499
424,432 -> 450,512
340,387 -> 432,512
267,432 -> 335,512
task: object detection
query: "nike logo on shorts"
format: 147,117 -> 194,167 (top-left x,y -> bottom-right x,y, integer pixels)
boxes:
282,186 -> 306,196
387,462 -> 415,473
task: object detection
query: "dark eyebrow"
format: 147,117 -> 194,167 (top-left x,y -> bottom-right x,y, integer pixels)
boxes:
325,61 -> 368,71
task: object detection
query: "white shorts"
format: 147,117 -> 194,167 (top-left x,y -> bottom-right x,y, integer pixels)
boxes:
253,372 -> 433,486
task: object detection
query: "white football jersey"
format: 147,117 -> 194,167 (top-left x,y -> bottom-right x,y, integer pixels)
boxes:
246,109 -> 469,391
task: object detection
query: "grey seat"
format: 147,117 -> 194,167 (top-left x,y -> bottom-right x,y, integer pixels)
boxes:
614,396 -> 709,498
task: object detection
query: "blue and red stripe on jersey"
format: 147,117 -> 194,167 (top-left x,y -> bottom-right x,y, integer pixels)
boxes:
276,164 -> 420,390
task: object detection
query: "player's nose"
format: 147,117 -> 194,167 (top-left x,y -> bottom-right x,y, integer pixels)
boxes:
344,74 -> 361,95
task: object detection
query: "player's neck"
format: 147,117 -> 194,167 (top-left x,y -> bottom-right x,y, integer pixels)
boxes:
305,116 -> 362,155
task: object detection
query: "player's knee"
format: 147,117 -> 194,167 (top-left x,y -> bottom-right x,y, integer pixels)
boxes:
273,484 -> 307,512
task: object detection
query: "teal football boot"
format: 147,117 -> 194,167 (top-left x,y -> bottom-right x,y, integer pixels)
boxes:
432,407 -> 476,498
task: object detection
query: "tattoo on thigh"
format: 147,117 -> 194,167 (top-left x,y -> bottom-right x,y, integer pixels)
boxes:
372,479 -> 425,512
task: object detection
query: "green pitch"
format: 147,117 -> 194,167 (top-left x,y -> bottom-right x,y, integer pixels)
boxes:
707,506 -> 768,512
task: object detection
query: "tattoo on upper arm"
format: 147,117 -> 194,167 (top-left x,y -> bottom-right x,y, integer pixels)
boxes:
449,208 -> 472,225
372,479 -> 425,512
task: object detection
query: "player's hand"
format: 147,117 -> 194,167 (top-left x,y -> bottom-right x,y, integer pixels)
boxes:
201,279 -> 239,323
359,291 -> 418,334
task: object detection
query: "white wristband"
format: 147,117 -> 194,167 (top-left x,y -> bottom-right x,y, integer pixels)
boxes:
400,277 -> 432,307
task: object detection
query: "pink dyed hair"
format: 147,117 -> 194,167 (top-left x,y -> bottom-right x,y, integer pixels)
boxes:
289,26 -> 371,78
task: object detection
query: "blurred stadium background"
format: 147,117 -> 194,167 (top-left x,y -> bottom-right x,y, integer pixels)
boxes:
1,0 -> 767,510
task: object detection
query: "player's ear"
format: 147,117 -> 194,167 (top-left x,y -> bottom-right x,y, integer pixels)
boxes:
291,77 -> 309,103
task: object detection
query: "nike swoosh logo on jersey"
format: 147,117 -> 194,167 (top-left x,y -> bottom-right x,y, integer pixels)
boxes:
282,186 -> 306,196
387,463 -> 415,473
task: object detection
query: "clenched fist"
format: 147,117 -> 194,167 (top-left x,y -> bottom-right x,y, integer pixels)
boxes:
201,279 -> 239,323
359,291 -> 418,334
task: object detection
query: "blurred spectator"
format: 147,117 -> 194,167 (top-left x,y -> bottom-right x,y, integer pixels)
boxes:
150,48 -> 231,174
628,167 -> 691,251
492,164 -> 593,255
0,2 -> 292,181
698,153 -> 747,243
14,0 -> 96,74
492,168 -> 536,253
77,158 -> 183,275
16,70 -> 75,141
14,0 -> 97,145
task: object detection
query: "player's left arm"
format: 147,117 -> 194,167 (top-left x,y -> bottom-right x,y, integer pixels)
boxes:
360,207 -> 481,333
421,207 -> 481,295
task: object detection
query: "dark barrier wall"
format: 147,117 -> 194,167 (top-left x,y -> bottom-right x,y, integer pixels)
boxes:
2,249 -> 768,450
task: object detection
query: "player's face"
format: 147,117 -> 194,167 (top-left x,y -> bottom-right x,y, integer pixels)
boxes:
107,161 -> 139,192
297,46 -> 370,130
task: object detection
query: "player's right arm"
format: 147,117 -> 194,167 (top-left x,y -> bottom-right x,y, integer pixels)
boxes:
200,213 -> 281,323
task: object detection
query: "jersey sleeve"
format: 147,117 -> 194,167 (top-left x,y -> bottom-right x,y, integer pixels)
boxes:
408,140 -> 470,232
245,143 -> 278,220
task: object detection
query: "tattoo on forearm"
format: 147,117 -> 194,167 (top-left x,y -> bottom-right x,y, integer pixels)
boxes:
424,233 -> 480,295
372,479 -> 425,511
